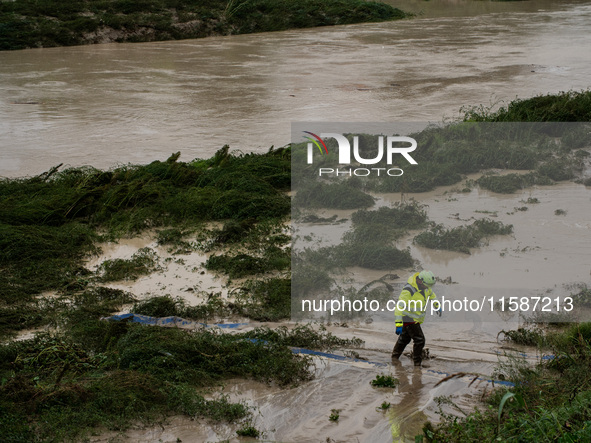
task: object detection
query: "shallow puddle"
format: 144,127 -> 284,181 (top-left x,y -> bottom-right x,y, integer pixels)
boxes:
85,234 -> 231,305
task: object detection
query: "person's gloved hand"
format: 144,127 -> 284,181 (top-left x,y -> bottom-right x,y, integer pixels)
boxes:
437,308 -> 442,317
395,326 -> 402,335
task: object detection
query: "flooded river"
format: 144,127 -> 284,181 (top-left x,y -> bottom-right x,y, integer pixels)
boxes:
1,0 -> 591,177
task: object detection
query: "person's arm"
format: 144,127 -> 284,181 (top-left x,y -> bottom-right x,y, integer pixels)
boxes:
429,291 -> 442,316
394,288 -> 411,333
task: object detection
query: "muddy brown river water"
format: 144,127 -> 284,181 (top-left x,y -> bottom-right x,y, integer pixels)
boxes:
2,0 -> 591,441
1,0 -> 591,177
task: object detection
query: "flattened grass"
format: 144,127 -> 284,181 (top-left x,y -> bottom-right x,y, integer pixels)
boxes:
0,147 -> 290,338
205,247 -> 290,279
293,180 -> 375,209
414,219 -> 513,253
97,247 -> 160,281
0,324 -> 316,441
233,278 -> 292,321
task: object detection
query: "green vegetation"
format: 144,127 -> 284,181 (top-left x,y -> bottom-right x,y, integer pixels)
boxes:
337,202 -> 427,268
3,89 -> 591,440
236,425 -> 260,437
3,268 -> 360,440
0,147 -> 290,339
370,373 -> 399,388
293,180 -> 375,209
243,324 -> 363,350
1,281 -> 357,441
476,152 -> 583,194
462,90 -> 591,122
233,278 -> 292,321
0,324 -> 316,441
155,227 -> 195,253
0,142 -> 359,442
329,408 -> 341,422
97,247 -> 160,281
292,122 -> 589,197
0,0 -> 409,50
414,219 -> 513,254
295,202 -> 424,280
378,401 -> 391,410
499,327 -> 547,347
351,202 -> 429,233
205,248 -> 289,279
423,322 -> 591,442
476,172 -> 552,194
572,286 -> 591,308
132,278 -> 292,322
132,293 -> 227,320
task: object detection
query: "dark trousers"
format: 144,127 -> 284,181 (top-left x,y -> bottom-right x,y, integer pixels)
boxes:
392,323 -> 425,364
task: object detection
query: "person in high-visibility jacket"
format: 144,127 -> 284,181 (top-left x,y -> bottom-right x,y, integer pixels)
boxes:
391,270 -> 441,367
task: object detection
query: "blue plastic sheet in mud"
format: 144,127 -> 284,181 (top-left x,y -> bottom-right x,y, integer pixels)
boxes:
104,313 -> 247,329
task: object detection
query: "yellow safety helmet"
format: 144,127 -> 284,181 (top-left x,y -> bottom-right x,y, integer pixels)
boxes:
418,270 -> 436,287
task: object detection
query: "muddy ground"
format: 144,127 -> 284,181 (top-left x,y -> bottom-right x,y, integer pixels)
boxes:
74,175 -> 591,442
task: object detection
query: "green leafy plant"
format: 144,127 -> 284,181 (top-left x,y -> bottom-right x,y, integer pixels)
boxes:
370,374 -> 399,388
236,425 -> 260,437
497,392 -> 525,433
329,408 -> 341,422
378,401 -> 391,410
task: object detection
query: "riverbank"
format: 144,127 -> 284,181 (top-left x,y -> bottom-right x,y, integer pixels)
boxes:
0,0 -> 409,50
1,91 -> 590,440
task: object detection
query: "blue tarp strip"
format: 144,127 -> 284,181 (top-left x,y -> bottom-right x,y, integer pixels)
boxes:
424,368 -> 515,387
104,313 -> 247,328
494,349 -> 556,361
291,347 -> 389,367
105,314 -> 516,386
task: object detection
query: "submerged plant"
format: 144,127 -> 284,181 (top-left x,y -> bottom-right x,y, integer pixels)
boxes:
370,374 -> 399,388
292,180 -> 375,210
499,327 -> 546,347
413,219 -> 513,254
329,408 -> 341,422
97,247 -> 160,281
205,247 -> 289,279
236,425 -> 260,437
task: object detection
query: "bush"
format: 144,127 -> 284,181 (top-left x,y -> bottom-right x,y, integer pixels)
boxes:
370,374 -> 399,388
414,219 -> 512,253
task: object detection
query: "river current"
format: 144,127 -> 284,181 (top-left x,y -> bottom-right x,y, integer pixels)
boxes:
1,0 -> 590,177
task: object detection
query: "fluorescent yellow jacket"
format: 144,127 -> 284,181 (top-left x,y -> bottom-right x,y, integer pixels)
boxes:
395,272 -> 438,327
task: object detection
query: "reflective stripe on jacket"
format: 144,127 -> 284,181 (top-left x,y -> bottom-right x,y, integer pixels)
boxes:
394,272 -> 438,327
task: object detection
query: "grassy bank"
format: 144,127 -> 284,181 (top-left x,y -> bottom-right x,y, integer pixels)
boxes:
0,0 -> 409,50
462,90 -> 591,122
0,147 -> 290,339
0,319 -> 360,441
422,317 -> 591,442
0,147 -> 303,438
